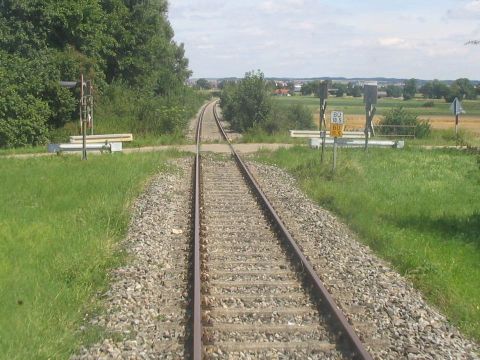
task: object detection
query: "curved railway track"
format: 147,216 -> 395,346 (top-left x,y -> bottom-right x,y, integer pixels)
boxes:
191,101 -> 373,359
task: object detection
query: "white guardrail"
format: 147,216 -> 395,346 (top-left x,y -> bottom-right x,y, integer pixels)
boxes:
310,138 -> 404,149
290,130 -> 365,139
48,142 -> 123,154
69,133 -> 133,144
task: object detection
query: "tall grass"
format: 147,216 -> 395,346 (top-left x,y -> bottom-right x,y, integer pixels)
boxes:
48,84 -> 207,145
255,146 -> 480,341
0,150 -> 184,359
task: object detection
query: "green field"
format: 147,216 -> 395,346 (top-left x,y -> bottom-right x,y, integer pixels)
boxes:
273,95 -> 480,117
0,151 -> 183,359
255,146 -> 480,341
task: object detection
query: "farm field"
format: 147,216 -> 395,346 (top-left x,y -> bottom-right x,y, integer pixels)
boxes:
274,96 -> 480,135
255,146 -> 480,342
0,151 -> 183,359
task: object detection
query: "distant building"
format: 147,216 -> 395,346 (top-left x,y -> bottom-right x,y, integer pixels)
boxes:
273,89 -> 291,96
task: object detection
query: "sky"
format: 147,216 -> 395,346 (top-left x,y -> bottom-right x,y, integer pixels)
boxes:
168,0 -> 480,80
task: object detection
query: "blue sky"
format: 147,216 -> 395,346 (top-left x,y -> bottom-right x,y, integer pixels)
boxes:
169,0 -> 480,79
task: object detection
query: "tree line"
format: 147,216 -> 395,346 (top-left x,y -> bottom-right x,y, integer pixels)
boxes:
0,0 -> 194,147
300,78 -> 478,102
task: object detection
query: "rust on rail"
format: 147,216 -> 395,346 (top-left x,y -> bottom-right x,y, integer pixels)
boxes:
192,103 -> 208,360
211,101 -> 373,360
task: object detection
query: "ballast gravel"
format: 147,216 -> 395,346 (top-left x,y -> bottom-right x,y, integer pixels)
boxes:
247,159 -> 479,360
72,159 -> 193,360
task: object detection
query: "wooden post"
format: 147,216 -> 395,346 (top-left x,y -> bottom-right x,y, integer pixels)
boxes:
455,114 -> 459,137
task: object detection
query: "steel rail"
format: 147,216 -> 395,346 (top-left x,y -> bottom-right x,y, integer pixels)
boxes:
192,102 -> 208,360
211,102 -> 373,360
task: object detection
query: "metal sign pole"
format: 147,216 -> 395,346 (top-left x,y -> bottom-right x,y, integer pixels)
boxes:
450,97 -> 464,138
363,84 -> 377,151
330,111 -> 344,172
455,114 -> 459,136
333,137 -> 337,171
80,74 -> 87,161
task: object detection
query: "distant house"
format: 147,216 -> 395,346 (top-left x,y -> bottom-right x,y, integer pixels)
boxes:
293,84 -> 302,93
273,89 -> 291,96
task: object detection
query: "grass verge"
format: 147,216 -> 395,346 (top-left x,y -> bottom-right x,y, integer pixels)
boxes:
254,146 -> 480,341
0,150 -> 185,359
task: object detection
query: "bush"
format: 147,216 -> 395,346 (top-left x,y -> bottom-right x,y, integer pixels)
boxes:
220,71 -> 272,132
94,83 -> 206,136
0,91 -> 51,147
379,107 -> 431,139
422,101 -> 435,108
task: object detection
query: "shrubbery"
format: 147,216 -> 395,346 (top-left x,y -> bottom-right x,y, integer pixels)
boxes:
0,0 -> 193,147
93,84 -> 206,137
379,107 -> 431,138
220,71 -> 314,134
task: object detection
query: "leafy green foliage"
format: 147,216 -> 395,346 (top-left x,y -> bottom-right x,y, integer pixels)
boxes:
220,71 -> 272,132
379,107 -> 431,138
403,78 -> 417,100
0,0 -> 192,147
419,79 -> 450,99
92,83 -> 206,139
386,84 -> 403,98
221,71 -> 314,134
196,78 -> 211,90
0,50 -> 77,147
262,103 -> 314,133
445,78 -> 477,102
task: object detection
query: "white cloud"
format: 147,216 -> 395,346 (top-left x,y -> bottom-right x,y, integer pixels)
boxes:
445,0 -> 480,19
378,37 -> 414,49
169,0 -> 480,79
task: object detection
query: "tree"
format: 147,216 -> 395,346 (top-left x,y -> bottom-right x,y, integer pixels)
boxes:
196,78 -> 211,90
444,78 -> 476,102
386,85 -> 403,98
220,71 -> 272,132
334,83 -> 348,97
0,0 -> 193,147
301,81 -> 317,96
403,78 -> 417,100
347,82 -> 362,97
419,82 -> 434,98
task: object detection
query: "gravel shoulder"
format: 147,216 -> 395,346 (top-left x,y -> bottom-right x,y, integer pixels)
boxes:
72,158 -> 193,359
248,159 -> 479,360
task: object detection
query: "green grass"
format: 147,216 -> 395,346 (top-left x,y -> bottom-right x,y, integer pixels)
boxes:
254,146 -> 480,341
407,129 -> 480,147
0,150 -> 185,359
274,96 -> 480,117
0,146 -> 47,156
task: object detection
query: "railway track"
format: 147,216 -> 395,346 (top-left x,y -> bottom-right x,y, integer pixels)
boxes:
191,101 -> 372,359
